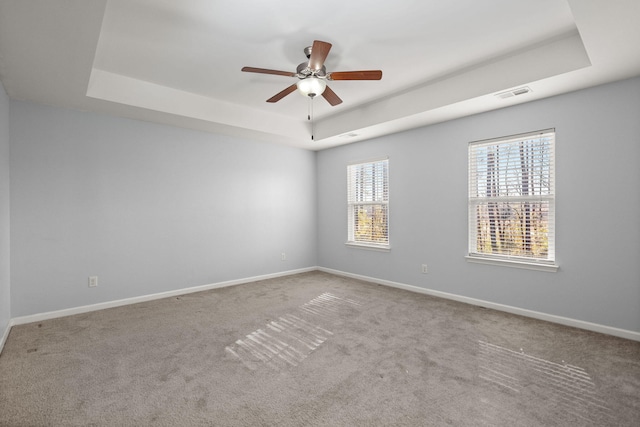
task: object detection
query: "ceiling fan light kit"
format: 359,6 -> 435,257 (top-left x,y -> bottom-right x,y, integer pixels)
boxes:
297,77 -> 326,98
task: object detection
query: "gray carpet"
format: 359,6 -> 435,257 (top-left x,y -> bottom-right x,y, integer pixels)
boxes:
1,271 -> 639,426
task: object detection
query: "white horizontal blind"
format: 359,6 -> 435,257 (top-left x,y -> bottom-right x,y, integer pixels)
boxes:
347,158 -> 389,247
468,130 -> 555,263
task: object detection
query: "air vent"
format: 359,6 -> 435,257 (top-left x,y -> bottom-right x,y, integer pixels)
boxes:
496,86 -> 532,99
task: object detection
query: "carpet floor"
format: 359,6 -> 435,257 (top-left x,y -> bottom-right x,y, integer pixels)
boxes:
1,271 -> 639,426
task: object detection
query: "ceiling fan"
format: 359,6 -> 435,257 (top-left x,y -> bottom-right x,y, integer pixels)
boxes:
241,40 -> 382,107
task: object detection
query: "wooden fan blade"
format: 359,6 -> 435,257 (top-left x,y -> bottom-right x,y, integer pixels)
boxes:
266,84 -> 298,103
309,40 -> 332,71
241,67 -> 296,77
328,70 -> 383,81
322,85 -> 342,106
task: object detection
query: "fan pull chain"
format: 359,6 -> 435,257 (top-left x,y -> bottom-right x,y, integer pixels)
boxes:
309,96 -> 314,140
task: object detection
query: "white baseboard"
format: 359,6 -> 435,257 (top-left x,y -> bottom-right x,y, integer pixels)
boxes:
0,319 -> 12,355
10,267 -> 316,327
7,266 -> 639,343
318,267 -> 640,342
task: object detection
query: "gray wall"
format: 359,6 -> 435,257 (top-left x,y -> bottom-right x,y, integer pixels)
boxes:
0,83 -> 10,334
317,76 -> 640,333
10,102 -> 317,317
6,77 -> 640,335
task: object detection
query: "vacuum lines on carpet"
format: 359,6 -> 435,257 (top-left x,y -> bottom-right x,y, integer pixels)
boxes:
225,292 -> 361,371
478,340 -> 612,423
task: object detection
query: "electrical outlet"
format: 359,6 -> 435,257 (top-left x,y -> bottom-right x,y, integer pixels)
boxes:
281,252 -> 286,261
88,276 -> 98,287
421,264 -> 428,274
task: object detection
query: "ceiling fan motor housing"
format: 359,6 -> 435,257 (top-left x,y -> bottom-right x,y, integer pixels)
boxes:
296,62 -> 327,78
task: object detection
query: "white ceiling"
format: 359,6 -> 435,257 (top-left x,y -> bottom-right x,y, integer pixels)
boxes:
1,0 -> 639,150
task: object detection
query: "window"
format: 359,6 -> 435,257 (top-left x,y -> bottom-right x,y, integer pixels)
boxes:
468,129 -> 557,271
347,158 -> 389,249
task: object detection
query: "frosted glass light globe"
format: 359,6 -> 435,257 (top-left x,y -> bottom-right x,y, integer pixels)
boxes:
297,77 -> 326,98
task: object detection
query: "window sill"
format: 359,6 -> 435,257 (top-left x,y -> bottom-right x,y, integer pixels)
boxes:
345,242 -> 391,252
465,255 -> 559,272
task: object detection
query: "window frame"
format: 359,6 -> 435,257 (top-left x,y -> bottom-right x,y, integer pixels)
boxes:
467,129 -> 558,272
346,157 -> 390,251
